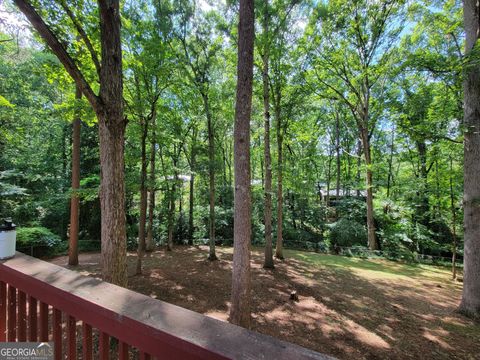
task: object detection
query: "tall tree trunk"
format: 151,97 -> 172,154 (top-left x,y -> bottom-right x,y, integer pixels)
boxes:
178,178 -> 183,243
386,127 -> 395,199
97,0 -> 127,286
289,190 -> 297,229
416,141 -> 430,225
450,157 -> 457,280
275,98 -> 284,260
136,117 -> 148,275
360,127 -> 378,250
459,0 -> 480,318
335,109 -> 341,200
263,0 -> 274,270
435,159 -> 441,217
167,152 -> 178,252
146,110 -> 156,252
229,0 -> 254,328
260,152 -> 264,189
15,0 -> 127,285
68,86 -> 82,266
346,139 -> 352,196
98,117 -> 127,285
60,121 -> 69,239
326,146 -> 332,206
202,93 -> 217,261
227,141 -> 233,186
188,170 -> 194,245
188,129 -> 197,246
356,139 -> 361,197
167,181 -> 176,251
222,144 -> 228,189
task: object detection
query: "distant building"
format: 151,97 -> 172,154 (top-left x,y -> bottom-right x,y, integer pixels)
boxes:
316,182 -> 366,204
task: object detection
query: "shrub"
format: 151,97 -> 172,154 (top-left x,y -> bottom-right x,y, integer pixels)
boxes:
194,205 -> 234,244
283,227 -> 323,249
328,218 -> 367,248
16,226 -> 62,248
15,226 -> 62,257
335,198 -> 367,223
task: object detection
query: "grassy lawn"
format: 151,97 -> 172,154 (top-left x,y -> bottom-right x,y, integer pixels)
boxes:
288,250 -> 457,281
51,246 -> 480,360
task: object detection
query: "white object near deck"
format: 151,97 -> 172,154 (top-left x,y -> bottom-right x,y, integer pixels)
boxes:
0,221 -> 16,259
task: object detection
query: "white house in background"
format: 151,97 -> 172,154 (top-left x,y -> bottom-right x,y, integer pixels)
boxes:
316,182 -> 367,203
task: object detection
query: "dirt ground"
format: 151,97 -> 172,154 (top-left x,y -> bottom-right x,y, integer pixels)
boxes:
50,246 -> 480,360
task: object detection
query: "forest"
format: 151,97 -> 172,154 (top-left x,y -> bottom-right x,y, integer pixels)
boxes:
0,0 -> 479,358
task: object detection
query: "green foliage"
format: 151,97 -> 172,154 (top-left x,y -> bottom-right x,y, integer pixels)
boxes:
335,198 -> 367,222
78,240 -> 101,253
194,205 -> 233,244
16,227 -> 62,249
329,218 -> 367,248
0,95 -> 14,108
1,0 -> 465,267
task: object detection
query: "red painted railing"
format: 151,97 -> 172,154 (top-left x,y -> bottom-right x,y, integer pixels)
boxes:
0,253 -> 332,359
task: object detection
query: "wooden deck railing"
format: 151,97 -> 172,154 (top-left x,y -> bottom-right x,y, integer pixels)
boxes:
0,252 -> 332,359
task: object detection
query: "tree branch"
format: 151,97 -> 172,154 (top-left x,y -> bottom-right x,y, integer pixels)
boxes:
13,0 -> 99,112
59,0 -> 101,77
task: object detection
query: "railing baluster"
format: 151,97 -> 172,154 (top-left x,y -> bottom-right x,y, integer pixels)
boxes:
18,290 -> 27,341
118,342 -> 129,360
39,302 -> 48,342
28,296 -> 38,341
99,331 -> 109,360
0,281 -> 6,341
82,322 -> 92,360
53,308 -> 62,360
67,316 -> 76,359
1,252 -> 331,360
7,285 -> 16,341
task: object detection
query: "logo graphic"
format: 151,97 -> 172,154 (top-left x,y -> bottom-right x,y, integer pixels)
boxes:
0,342 -> 54,360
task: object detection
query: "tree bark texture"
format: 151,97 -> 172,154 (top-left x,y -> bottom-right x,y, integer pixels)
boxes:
203,93 -> 217,261
450,157 -> 457,280
167,181 -> 176,252
14,0 -> 128,286
167,153 -> 179,252
146,110 -> 156,252
188,129 -> 197,246
386,128 -> 395,198
360,127 -> 378,250
262,0 -> 274,270
356,140 -> 362,197
275,98 -> 284,260
68,86 -> 82,266
97,0 -> 127,286
459,0 -> 480,318
326,146 -> 332,206
136,117 -> 148,275
335,109 -> 341,200
229,0 -> 254,328
416,140 -> 430,226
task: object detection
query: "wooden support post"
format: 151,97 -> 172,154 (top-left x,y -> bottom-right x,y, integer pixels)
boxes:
82,322 -> 92,360
28,296 -> 38,341
67,315 -> 76,359
0,282 -> 6,341
18,290 -> 27,341
53,308 -> 62,360
7,285 -> 16,341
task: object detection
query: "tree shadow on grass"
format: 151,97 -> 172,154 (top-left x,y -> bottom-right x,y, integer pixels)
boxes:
269,253 -> 479,359
50,246 -> 480,360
